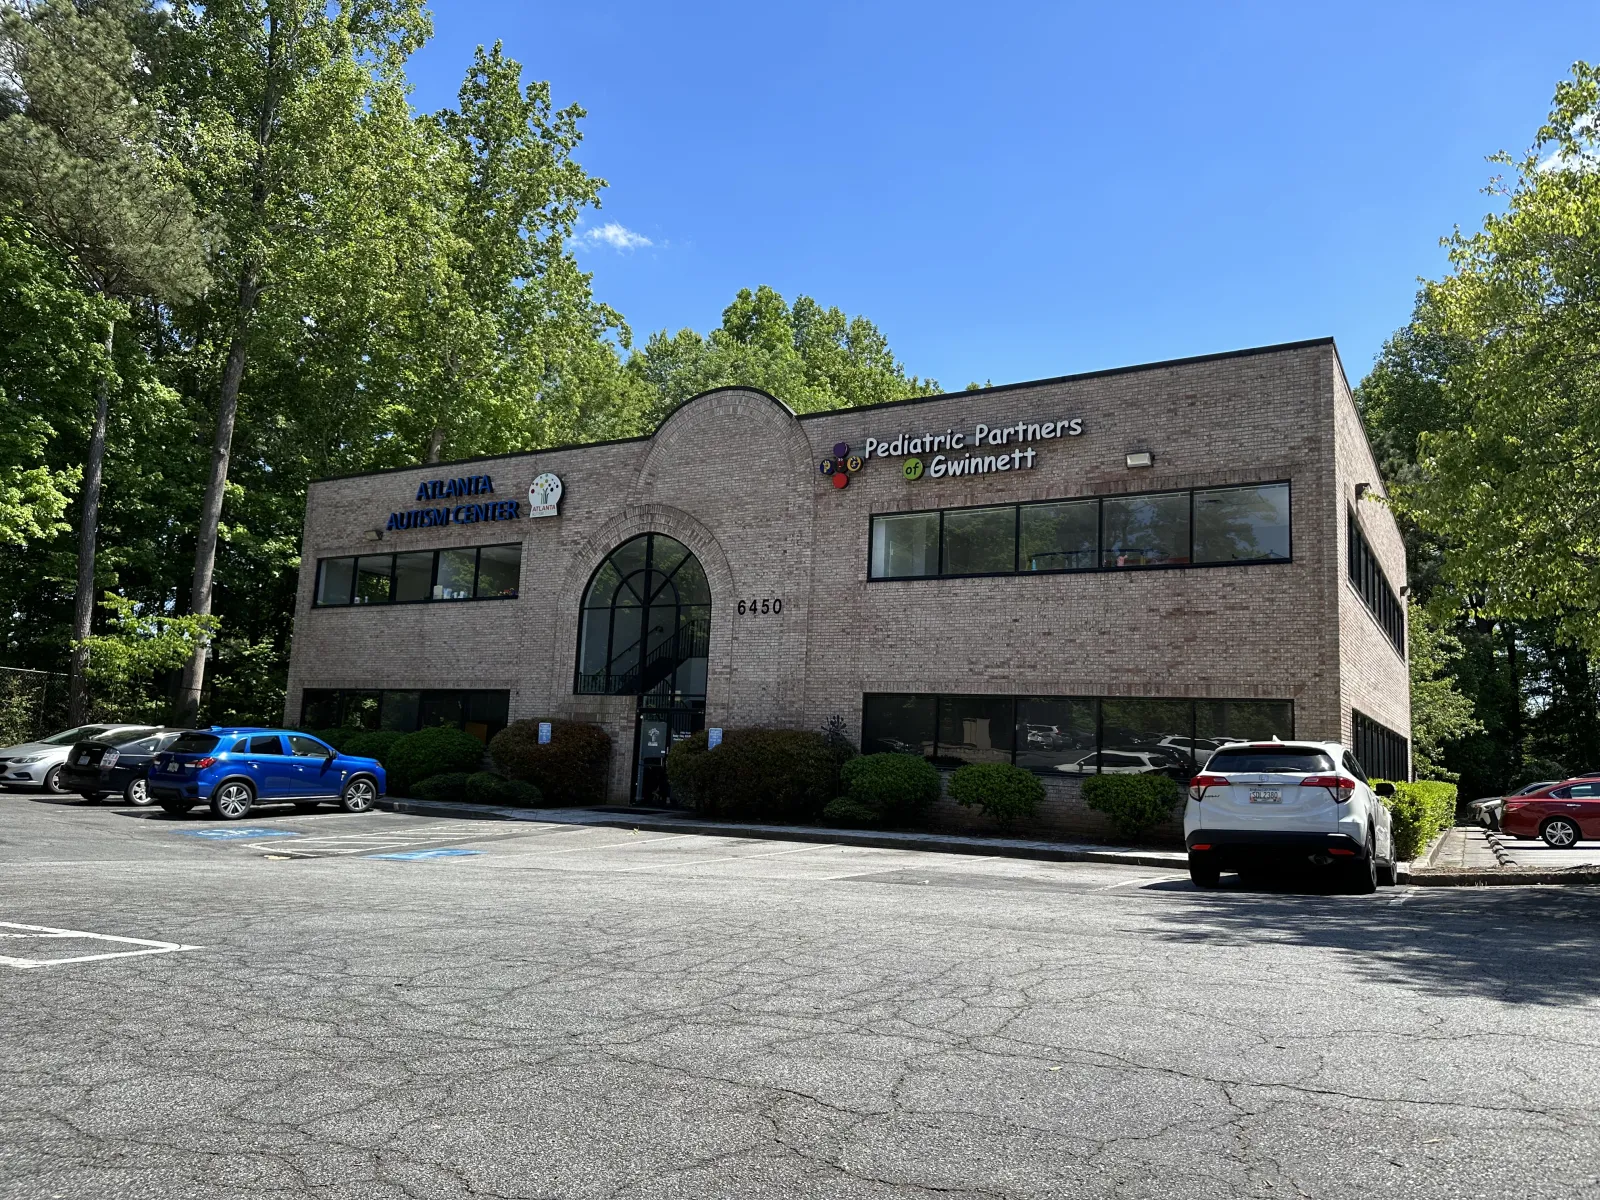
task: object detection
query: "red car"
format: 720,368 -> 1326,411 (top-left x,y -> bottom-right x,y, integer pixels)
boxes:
1501,778 -> 1600,847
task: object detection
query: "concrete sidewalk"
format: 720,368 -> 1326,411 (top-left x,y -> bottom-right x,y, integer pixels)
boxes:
1407,825 -> 1600,887
377,797 -> 1190,869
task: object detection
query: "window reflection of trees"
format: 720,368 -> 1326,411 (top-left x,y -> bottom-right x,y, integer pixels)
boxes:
1194,484 -> 1290,563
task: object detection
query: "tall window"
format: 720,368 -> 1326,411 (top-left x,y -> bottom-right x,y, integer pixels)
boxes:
1347,512 -> 1405,655
1352,709 -> 1409,782
576,533 -> 710,697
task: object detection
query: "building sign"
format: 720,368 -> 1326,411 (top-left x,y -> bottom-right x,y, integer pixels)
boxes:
528,472 -> 563,518
862,419 -> 1083,482
537,721 -> 552,745
386,474 -> 521,531
817,443 -> 861,490
707,727 -> 723,749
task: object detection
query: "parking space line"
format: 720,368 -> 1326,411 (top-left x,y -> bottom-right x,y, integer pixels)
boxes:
1093,872 -> 1188,891
608,841 -> 837,873
0,921 -> 199,970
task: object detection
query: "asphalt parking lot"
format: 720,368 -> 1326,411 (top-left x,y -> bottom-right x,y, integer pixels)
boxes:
2,794 -> 1599,1199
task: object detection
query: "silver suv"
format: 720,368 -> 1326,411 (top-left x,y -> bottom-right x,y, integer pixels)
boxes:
1183,740 -> 1399,893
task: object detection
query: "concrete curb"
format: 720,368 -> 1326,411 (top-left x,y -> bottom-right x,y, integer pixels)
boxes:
1404,866 -> 1600,888
377,798 -> 1189,869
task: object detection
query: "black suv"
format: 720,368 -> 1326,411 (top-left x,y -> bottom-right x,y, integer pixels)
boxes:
61,728 -> 183,806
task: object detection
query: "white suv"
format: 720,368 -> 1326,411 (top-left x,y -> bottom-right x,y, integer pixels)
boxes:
1183,740 -> 1399,893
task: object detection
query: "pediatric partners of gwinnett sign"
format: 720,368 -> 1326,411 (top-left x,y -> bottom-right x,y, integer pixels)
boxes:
820,417 -> 1084,487
384,472 -> 562,531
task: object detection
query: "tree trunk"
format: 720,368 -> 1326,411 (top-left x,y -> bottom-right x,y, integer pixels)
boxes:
68,319 -> 115,725
173,267 -> 260,724
425,423 -> 445,464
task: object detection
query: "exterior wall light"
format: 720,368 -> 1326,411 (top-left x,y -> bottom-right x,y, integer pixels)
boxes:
1125,451 -> 1154,469
364,528 -> 384,542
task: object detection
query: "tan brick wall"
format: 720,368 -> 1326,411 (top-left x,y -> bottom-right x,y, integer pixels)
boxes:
284,338 -> 1410,825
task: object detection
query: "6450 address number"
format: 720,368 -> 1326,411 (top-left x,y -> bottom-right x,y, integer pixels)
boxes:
737,598 -> 783,615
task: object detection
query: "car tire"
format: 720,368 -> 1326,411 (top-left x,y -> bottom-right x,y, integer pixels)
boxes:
1541,817 -> 1581,849
42,765 -> 65,794
158,799 -> 193,816
125,777 -> 155,807
1189,859 -> 1220,888
339,776 -> 378,814
1346,850 -> 1379,894
1377,856 -> 1399,887
209,781 -> 255,821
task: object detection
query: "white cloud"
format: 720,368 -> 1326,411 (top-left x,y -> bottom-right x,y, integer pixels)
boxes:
576,221 -> 653,251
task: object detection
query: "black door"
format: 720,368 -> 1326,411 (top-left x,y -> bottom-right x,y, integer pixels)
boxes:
633,697 -> 705,806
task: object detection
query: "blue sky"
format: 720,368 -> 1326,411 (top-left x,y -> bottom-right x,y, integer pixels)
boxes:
406,2 -> 1597,392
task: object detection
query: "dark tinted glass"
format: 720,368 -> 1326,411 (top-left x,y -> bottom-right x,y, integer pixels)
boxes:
342,691 -> 381,731
464,691 -> 510,741
1101,493 -> 1190,567
1015,698 -> 1097,772
862,694 -> 936,757
1206,748 -> 1335,774
936,695 -> 1014,766
870,512 -> 940,579
1194,699 -> 1294,747
316,558 -> 355,606
475,544 -> 521,598
287,735 -> 328,757
117,735 -> 161,754
1193,484 -> 1289,563
248,735 -> 284,755
354,555 -> 392,604
1571,783 -> 1600,798
381,691 -> 421,732
1101,698 -> 1195,773
301,689 -> 340,729
420,691 -> 465,729
106,726 -> 159,746
171,733 -> 221,754
941,507 -> 1015,575
670,553 -> 711,605
435,548 -> 477,600
1020,500 -> 1097,571
393,551 -> 434,603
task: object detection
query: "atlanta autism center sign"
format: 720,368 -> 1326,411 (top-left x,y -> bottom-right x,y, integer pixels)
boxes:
384,474 -> 520,531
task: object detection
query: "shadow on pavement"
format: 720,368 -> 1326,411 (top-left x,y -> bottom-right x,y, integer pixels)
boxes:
1153,873 -> 1600,1006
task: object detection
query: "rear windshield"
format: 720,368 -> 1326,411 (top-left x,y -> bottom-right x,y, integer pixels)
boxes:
1206,747 -> 1334,774
170,733 -> 221,754
106,726 -> 159,746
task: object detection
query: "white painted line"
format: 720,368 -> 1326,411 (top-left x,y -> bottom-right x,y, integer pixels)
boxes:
611,841 -> 835,873
1092,872 -> 1187,891
0,922 -> 200,970
1388,889 -> 1416,905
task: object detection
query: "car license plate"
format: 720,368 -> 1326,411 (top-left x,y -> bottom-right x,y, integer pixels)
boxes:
167,762 -> 181,773
77,754 -> 90,765
1249,788 -> 1282,804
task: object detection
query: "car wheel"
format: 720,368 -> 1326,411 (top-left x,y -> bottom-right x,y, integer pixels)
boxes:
1189,859 -> 1220,888
209,781 -> 254,821
339,776 -> 377,814
158,799 -> 193,816
42,765 -> 65,794
125,777 -> 155,807
1541,817 -> 1580,849
1378,856 -> 1399,887
1346,851 -> 1379,894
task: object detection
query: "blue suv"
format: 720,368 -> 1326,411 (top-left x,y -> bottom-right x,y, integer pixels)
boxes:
148,727 -> 387,820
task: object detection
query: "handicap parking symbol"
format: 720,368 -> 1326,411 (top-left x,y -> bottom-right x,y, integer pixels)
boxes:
368,848 -> 483,861
178,828 -> 302,840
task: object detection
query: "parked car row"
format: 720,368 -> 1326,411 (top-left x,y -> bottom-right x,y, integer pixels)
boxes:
0,724 -> 386,820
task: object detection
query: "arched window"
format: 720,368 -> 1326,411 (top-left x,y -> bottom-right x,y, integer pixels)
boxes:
575,533 -> 710,696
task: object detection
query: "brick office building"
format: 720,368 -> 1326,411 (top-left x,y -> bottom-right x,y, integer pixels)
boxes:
286,337 -> 1411,837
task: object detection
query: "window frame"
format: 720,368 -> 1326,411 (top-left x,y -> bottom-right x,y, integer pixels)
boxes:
866,480 -> 1293,582
311,542 -> 522,608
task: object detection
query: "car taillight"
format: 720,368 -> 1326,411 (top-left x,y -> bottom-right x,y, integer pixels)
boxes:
1302,775 -> 1357,802
1189,773 -> 1229,800
101,749 -> 119,768
194,757 -> 217,768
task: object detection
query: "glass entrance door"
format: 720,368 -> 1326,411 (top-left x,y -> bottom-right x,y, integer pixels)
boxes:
633,697 -> 705,806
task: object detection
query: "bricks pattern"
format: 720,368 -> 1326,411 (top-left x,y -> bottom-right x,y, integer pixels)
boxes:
285,339 -> 1411,831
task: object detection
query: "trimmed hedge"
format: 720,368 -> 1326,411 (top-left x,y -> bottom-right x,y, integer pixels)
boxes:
411,772 -> 471,803
465,771 -> 543,807
837,753 -> 941,828
339,729 -> 404,766
387,726 -> 488,795
1378,780 -> 1457,861
312,728 -> 356,751
489,720 -> 610,807
948,762 -> 1044,826
820,796 -> 881,827
667,728 -> 846,821
1081,773 -> 1182,842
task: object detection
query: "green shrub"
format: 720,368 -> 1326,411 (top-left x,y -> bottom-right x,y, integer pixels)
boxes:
1081,773 -> 1182,842
1378,780 -> 1458,861
821,796 -> 881,827
387,726 -> 487,795
312,728 -> 355,751
667,728 -> 844,821
464,771 -> 543,808
339,729 -> 404,766
411,772 -> 471,803
948,762 -> 1045,826
489,720 -> 610,807
837,753 -> 942,828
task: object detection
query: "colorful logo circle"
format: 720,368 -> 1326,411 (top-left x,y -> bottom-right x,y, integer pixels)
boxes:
832,472 -> 849,489
902,457 -> 924,481
846,455 -> 863,472
819,459 -> 836,476
833,442 -> 849,458
820,443 -> 859,491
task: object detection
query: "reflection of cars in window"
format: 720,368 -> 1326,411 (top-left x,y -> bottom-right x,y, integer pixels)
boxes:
1055,750 -> 1173,775
1022,724 -> 1068,749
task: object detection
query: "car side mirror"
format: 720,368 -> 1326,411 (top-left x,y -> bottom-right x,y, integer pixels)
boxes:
1375,782 -> 1395,798
324,752 -> 336,765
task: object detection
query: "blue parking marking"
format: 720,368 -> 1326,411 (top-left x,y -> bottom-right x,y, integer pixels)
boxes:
368,848 -> 483,861
177,828 -> 303,840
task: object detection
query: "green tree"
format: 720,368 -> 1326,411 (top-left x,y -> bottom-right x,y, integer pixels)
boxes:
625,285 -> 939,424
1395,62 -> 1600,654
1407,602 -> 1482,781
0,0 -> 209,721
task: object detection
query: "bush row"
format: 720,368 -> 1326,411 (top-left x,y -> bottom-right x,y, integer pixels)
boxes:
668,728 -> 852,821
1378,780 -> 1458,861
1081,774 -> 1182,841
